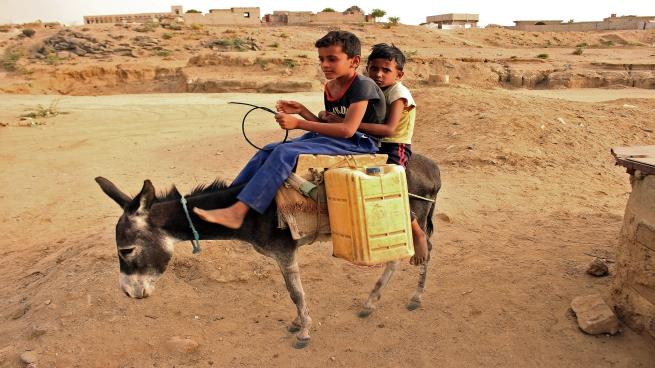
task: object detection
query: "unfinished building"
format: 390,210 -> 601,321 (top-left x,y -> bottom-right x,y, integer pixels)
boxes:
184,7 -> 260,26
423,14 -> 479,29
84,5 -> 183,25
83,5 -> 260,26
264,8 -> 374,25
510,14 -> 655,31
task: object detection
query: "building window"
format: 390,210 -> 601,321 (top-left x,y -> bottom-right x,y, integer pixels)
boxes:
243,12 -> 250,18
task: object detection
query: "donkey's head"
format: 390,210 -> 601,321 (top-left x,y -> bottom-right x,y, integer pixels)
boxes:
95,177 -> 175,299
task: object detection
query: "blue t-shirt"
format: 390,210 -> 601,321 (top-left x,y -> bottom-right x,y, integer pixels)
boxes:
323,74 -> 386,126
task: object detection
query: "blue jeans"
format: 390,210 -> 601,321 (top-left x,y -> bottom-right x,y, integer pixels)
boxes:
232,132 -> 378,214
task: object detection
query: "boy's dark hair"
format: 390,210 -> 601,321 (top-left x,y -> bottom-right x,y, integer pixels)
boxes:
367,43 -> 406,70
314,30 -> 361,58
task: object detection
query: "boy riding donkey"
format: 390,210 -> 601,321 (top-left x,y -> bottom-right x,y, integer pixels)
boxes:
194,31 -> 427,265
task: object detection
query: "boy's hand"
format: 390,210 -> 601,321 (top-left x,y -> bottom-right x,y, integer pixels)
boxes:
276,100 -> 304,114
275,113 -> 300,130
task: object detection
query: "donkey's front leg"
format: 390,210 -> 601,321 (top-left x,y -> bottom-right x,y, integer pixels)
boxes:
359,260 -> 399,318
277,253 -> 312,349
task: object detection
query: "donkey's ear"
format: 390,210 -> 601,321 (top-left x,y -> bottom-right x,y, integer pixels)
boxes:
126,179 -> 156,214
95,177 -> 131,208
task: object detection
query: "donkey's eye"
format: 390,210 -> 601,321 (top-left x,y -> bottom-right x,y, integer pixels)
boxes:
119,248 -> 135,258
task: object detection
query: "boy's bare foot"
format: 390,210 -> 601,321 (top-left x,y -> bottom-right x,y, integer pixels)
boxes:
193,202 -> 249,229
409,220 -> 429,266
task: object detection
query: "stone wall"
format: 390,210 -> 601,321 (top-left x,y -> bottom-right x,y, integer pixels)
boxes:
611,172 -> 655,343
511,17 -> 654,31
311,12 -> 366,24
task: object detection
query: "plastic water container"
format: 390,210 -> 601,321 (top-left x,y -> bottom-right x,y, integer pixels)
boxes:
324,165 -> 414,265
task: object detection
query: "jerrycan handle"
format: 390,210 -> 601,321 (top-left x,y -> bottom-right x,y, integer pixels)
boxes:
365,166 -> 382,176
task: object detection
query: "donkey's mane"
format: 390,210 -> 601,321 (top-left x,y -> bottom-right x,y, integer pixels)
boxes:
154,178 -> 230,203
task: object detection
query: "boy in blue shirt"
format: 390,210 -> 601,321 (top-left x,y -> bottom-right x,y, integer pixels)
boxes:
322,43 -> 429,265
194,31 -> 385,229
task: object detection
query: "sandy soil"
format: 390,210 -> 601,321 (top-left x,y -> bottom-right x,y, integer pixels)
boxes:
1,87 -> 654,367
1,21 -> 654,368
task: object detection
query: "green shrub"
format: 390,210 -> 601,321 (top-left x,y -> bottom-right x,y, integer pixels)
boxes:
576,42 -> 588,48
156,49 -> 171,57
186,9 -> 201,13
573,47 -> 584,55
322,8 -> 335,12
46,53 -> 61,65
600,39 -> 614,47
22,28 -> 36,37
536,53 -> 549,59
190,23 -> 203,31
205,38 -> 248,51
283,58 -> 298,69
162,33 -> 172,40
388,17 -> 400,26
1,50 -> 21,71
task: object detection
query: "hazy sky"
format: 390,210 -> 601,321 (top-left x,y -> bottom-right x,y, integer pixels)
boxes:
0,0 -> 653,26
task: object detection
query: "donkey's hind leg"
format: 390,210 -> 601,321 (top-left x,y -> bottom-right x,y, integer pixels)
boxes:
407,256 -> 429,310
359,260 -> 400,318
276,252 -> 312,349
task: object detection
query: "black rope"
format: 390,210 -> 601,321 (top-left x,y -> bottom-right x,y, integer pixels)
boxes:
229,101 -> 289,151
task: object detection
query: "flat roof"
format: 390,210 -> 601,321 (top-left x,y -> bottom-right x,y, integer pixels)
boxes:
612,145 -> 655,176
427,13 -> 479,22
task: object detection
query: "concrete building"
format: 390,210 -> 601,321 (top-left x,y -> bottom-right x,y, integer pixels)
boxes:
510,14 -> 655,31
424,14 -> 479,29
184,7 -> 260,26
84,5 -> 182,25
264,8 -> 373,25
84,5 -> 260,26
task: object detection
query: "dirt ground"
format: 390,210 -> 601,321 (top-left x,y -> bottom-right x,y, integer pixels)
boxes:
1,22 -> 655,367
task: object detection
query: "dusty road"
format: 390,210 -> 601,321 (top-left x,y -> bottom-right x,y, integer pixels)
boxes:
1,90 -> 654,367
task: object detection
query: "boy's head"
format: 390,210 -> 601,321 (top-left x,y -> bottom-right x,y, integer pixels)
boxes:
315,31 -> 361,79
366,43 -> 406,88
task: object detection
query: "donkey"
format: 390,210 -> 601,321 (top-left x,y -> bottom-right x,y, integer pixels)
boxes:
95,153 -> 441,349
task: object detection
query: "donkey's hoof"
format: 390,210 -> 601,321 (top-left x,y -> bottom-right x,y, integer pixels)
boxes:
407,299 -> 421,311
287,323 -> 301,333
358,308 -> 374,318
293,338 -> 310,349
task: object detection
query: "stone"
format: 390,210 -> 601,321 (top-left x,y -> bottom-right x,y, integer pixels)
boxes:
10,304 -> 30,320
586,258 -> 609,277
570,294 -> 620,335
165,336 -> 199,353
20,351 -> 37,364
29,325 -> 47,339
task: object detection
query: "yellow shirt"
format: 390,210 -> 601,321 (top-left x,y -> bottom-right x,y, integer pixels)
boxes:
381,82 -> 416,144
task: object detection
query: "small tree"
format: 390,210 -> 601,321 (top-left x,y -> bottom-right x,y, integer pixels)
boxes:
388,16 -> 400,26
322,8 -> 336,12
22,29 -> 36,37
568,19 -> 575,23
185,9 -> 201,14
344,5 -> 364,14
371,9 -> 386,21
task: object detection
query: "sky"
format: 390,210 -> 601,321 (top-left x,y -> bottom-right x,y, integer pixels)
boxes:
0,0 -> 653,26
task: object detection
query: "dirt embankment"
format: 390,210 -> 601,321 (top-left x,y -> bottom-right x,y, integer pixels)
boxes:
1,24 -> 654,94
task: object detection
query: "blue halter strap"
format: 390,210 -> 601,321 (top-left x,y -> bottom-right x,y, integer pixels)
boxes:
180,196 -> 201,254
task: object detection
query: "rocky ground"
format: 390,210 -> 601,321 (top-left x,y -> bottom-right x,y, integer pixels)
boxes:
0,22 -> 654,367
1,23 -> 654,94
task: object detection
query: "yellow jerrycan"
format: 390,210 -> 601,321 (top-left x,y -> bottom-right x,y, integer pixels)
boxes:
324,165 -> 414,265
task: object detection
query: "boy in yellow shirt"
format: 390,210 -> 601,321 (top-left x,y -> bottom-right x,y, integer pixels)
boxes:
322,43 -> 428,265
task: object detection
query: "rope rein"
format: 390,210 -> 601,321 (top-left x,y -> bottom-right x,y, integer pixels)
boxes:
228,101 -> 288,151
